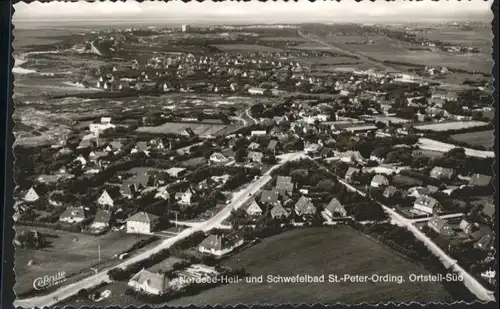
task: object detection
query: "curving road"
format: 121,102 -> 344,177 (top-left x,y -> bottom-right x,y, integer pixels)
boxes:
14,152 -> 306,309
336,177 -> 495,302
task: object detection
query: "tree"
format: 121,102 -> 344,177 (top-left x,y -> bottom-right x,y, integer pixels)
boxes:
235,149 -> 247,163
375,121 -> 386,130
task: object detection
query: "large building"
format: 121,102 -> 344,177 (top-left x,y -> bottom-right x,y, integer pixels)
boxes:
181,24 -> 190,32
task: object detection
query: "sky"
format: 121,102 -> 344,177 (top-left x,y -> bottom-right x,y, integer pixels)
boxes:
13,0 -> 493,24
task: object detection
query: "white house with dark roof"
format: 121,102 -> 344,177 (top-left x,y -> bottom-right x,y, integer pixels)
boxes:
428,215 -> 455,236
128,269 -> 170,295
414,195 -> 440,214
209,152 -> 228,164
59,207 -> 86,224
324,197 -> 346,218
275,176 -> 293,196
370,174 -> 389,188
270,202 -> 290,219
91,209 -> 112,230
198,233 -> 244,256
23,187 -> 40,203
126,212 -> 159,235
295,196 -> 316,216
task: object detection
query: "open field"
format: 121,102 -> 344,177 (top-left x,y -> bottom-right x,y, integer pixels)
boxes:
14,227 -> 149,295
213,44 -> 284,52
168,227 -> 452,305
451,130 -> 494,149
414,121 -> 490,132
417,138 -> 494,159
137,122 -> 231,136
58,227 -> 453,306
393,175 -> 424,187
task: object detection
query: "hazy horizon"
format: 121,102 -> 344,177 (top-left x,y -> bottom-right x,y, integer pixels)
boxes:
13,0 -> 493,25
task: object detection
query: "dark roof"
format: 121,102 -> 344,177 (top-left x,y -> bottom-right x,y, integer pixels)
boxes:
126,211 -> 159,223
428,215 -> 453,234
199,233 -> 242,251
93,209 -> 112,224
415,195 -> 439,209
130,269 -> 169,293
270,202 -> 290,218
469,174 -> 492,187
260,189 -> 279,204
295,196 -> 316,215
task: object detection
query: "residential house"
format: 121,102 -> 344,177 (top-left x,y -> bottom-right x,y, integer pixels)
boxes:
295,196 -> 317,216
246,201 -> 263,217
128,269 -> 170,295
407,186 -> 429,198
89,151 -> 108,164
108,141 -> 123,152
180,128 -> 196,138
414,195 -> 441,214
248,151 -> 263,163
324,198 -> 346,218
344,167 -> 360,184
427,215 -> 455,236
175,188 -> 194,205
166,167 -> 187,178
251,130 -> 267,137
59,207 -> 86,224
126,212 -> 159,235
198,233 -> 244,256
481,203 -> 495,221
270,202 -> 290,219
275,176 -> 293,196
91,209 -> 112,230
267,140 -> 280,155
154,186 -> 171,200
209,152 -> 228,164
383,186 -> 398,198
23,187 -> 40,203
340,151 -> 364,164
121,181 -> 139,199
260,189 -> 279,205
459,219 -> 474,235
247,142 -> 260,151
131,142 -> 149,155
469,174 -> 492,187
97,189 -> 119,208
430,167 -> 455,180
370,174 -> 389,188
474,234 -> 494,251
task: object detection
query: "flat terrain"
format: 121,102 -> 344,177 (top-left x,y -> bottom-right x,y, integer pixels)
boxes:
214,44 -> 284,52
414,121 -> 490,132
14,227 -> 149,295
137,122 -> 231,136
168,227 -> 452,305
451,130 -> 494,149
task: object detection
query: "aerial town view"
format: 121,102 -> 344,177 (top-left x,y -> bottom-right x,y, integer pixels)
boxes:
11,1 -> 495,307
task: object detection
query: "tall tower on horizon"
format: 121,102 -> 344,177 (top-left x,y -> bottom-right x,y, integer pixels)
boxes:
181,24 -> 189,32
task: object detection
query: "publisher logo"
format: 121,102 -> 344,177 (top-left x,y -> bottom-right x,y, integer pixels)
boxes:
33,271 -> 67,290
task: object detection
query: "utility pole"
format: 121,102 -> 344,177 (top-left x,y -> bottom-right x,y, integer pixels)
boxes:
98,243 -> 101,262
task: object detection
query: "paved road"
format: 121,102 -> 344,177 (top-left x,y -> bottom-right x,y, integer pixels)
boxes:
14,151 -> 305,308
90,41 -> 104,57
336,177 -> 495,302
245,107 -> 258,125
410,213 -> 465,223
